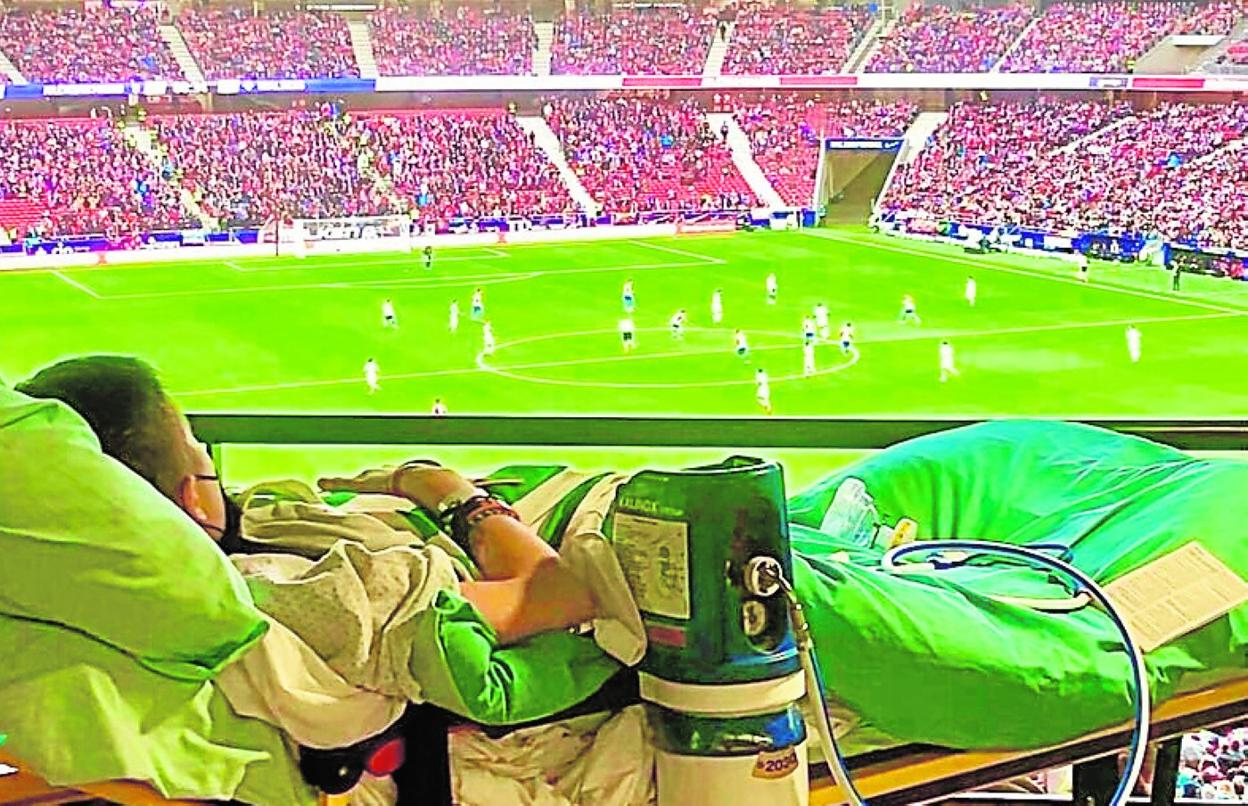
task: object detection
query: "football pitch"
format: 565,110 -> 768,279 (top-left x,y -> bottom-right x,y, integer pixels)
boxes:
3,228 -> 1246,482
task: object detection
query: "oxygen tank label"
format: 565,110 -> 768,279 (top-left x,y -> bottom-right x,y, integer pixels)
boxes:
752,747 -> 800,780
613,512 -> 691,620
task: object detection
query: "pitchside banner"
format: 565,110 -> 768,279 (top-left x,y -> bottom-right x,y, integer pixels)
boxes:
824,138 -> 904,151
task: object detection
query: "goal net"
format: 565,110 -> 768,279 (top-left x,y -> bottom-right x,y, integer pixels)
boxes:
263,215 -> 413,257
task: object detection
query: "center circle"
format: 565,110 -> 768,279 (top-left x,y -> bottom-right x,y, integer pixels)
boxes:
476,326 -> 859,389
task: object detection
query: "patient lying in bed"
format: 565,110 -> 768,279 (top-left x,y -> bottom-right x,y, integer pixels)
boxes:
11,355 -> 1248,805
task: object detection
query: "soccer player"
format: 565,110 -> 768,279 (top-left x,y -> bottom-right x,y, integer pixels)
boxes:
423,245 -> 434,271
734,329 -> 750,362
449,300 -> 460,334
381,298 -> 398,329
839,321 -> 858,359
670,309 -> 687,341
482,321 -> 496,356
1126,325 -> 1142,363
1076,253 -> 1089,283
900,294 -> 921,325
965,276 -> 977,307
803,341 -> 816,377
471,287 -> 485,321
622,279 -> 635,314
802,316 -> 817,346
711,288 -> 723,324
755,368 -> 773,415
364,358 -> 380,394
766,273 -> 778,305
939,341 -> 959,382
620,317 -> 637,352
814,302 -> 830,340
431,398 -> 448,416
1172,266 -> 1182,292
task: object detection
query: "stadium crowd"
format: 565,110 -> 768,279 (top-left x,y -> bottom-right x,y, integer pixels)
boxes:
543,96 -> 752,214
0,6 -> 179,83
881,99 -> 1248,251
723,4 -> 871,75
368,7 -> 535,76
358,110 -> 573,218
866,3 -> 1032,72
1180,726 -> 1248,800
734,94 -> 917,205
551,6 -> 714,74
177,7 -> 358,80
150,110 -> 392,227
1001,1 -> 1243,73
0,119 -> 188,237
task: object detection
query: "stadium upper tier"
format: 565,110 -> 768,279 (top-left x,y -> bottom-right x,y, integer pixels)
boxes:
0,2 -> 1246,83
723,4 -> 871,75
551,5 -> 715,75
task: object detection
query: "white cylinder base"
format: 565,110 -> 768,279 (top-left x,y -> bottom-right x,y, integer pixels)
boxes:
656,739 -> 809,806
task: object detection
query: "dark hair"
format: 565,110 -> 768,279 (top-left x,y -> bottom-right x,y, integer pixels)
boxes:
17,355 -> 192,497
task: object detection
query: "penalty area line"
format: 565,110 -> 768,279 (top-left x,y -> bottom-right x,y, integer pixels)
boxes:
627,239 -> 727,265
52,270 -> 101,299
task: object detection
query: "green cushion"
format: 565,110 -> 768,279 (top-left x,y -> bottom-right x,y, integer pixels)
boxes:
0,388 -> 266,681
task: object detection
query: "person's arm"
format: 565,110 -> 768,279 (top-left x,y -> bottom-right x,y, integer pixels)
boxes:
319,464 -> 598,644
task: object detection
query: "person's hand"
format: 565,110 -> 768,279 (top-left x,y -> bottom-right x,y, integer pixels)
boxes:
318,461 -> 477,513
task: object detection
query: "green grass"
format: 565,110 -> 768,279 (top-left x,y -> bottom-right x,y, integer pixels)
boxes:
3,227 -> 1245,484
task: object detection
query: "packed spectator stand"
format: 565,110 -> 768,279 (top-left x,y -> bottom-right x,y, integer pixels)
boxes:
1179,725 -> 1248,799
865,3 -> 1032,73
723,4 -> 871,75
1001,1 -> 1243,73
543,96 -> 753,214
0,6 -> 180,83
150,109 -> 394,227
881,99 -> 1248,251
551,5 -> 715,74
0,118 -> 188,239
368,7 -> 535,76
178,7 -> 358,80
734,94 -> 918,205
109,107 -> 574,229
357,110 -> 573,219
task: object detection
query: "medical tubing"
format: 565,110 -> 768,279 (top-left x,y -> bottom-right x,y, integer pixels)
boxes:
764,570 -> 868,806
881,540 -> 1151,806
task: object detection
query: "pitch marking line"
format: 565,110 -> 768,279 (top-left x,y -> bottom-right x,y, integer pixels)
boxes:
225,251 -> 510,273
223,261 -> 246,273
174,311 -> 1232,399
85,259 -> 719,301
801,230 -> 1248,316
51,270 -> 101,299
628,239 -> 728,264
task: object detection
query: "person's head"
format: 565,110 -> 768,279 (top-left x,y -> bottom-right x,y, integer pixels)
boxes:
18,356 -> 233,542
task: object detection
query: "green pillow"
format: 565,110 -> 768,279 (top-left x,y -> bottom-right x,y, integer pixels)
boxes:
0,389 -> 266,680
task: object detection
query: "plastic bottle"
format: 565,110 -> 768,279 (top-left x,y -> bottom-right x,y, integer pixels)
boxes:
819,477 -> 879,546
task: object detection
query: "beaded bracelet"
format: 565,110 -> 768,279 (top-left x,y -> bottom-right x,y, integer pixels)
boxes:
449,496 -> 521,550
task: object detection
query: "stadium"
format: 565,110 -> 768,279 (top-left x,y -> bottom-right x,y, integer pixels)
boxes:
1,1 -> 1247,805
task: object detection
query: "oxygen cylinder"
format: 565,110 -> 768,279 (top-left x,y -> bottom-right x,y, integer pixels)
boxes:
607,457 -> 807,806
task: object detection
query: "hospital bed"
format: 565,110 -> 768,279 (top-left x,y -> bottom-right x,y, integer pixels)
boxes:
190,413 -> 1248,806
6,414 -> 1244,805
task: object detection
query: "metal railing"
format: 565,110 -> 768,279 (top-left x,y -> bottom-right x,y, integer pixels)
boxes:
189,414 -> 1248,454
